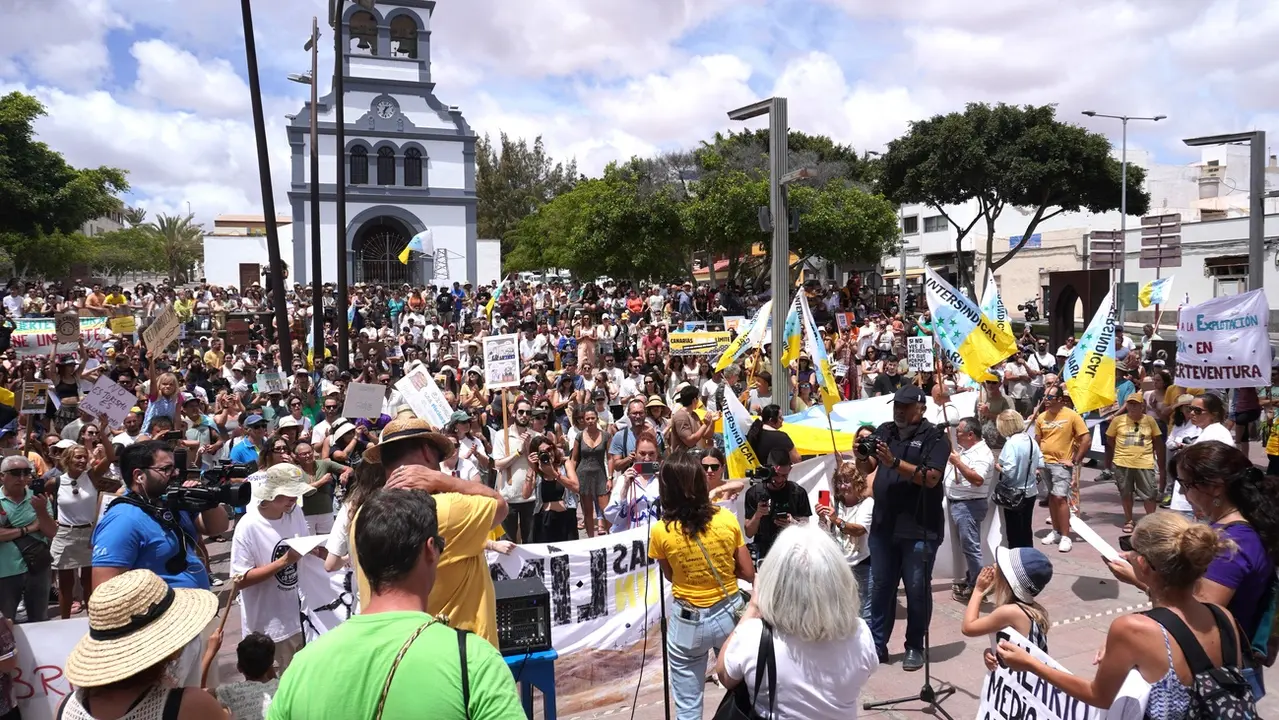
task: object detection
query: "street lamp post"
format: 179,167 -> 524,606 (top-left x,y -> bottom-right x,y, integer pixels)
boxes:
289,17 -> 325,369
1183,131 -> 1268,293
728,97 -> 790,412
1080,111 -> 1166,324
239,0 -> 293,370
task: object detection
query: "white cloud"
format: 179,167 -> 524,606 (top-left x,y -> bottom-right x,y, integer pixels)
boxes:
131,40 -> 251,117
0,0 -> 126,90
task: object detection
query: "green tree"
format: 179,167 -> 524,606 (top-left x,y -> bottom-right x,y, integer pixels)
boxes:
84,226 -> 163,282
0,92 -> 129,275
476,133 -> 578,258
0,229 -> 90,278
124,207 -> 147,226
146,213 -> 204,284
879,102 -> 1149,285
789,182 -> 901,266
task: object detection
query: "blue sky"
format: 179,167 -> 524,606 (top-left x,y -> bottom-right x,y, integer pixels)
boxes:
2,0 -> 1276,226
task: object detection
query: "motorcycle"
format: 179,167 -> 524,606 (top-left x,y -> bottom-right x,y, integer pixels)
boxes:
1018,302 -> 1041,322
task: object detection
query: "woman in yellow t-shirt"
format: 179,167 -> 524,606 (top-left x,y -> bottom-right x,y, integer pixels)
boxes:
648,453 -> 755,720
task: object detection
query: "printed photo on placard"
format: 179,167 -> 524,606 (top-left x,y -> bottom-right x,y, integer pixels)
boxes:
482,333 -> 520,389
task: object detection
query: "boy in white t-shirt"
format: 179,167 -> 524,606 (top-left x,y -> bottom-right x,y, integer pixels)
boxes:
229,464 -> 320,673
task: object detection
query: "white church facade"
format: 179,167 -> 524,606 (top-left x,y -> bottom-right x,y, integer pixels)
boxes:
203,0 -> 489,288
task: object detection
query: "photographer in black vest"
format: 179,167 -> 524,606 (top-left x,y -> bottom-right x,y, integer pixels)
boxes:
744,448 -> 812,564
855,385 -> 949,670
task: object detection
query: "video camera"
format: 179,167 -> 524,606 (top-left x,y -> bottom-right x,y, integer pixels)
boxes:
164,461 -> 253,513
745,466 -> 774,482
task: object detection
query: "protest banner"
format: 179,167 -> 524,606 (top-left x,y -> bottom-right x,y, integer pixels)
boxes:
143,305 -> 180,352
669,331 -> 732,357
12,617 -> 86,720
9,317 -> 110,356
395,364 -> 454,428
257,371 -> 286,395
907,335 -> 935,371
80,376 -> 136,427
342,381 -> 386,419
1175,289 -> 1269,389
108,316 -> 137,335
482,333 -> 520,389
19,382 -> 50,415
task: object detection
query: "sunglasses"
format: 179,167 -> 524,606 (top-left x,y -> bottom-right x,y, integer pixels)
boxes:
4,468 -> 32,477
701,462 -> 721,472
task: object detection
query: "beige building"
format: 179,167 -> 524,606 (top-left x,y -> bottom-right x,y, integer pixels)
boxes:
975,227 -> 1086,319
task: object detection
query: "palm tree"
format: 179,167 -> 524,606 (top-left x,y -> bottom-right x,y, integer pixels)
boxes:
124,207 -> 148,226
146,213 -> 204,284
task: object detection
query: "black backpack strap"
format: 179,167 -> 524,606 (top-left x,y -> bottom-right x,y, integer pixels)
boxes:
161,688 -> 184,720
762,621 -> 777,719
462,629 -> 478,716
1205,603 -> 1241,669
1146,607 -> 1215,674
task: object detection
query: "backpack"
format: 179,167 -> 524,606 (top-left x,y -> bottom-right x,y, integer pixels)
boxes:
1145,604 -> 1258,719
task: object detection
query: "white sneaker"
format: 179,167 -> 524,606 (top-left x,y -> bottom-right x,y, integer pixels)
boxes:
1058,537 -> 1073,553
1041,531 -> 1061,545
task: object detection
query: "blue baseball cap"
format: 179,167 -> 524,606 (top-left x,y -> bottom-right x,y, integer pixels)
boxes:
997,546 -> 1053,603
244,414 -> 266,427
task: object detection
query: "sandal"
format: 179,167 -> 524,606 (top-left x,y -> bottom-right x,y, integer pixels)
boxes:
69,600 -> 84,615
1122,520 -> 1135,534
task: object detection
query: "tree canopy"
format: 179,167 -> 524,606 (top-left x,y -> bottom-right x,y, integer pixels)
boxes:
476,133 -> 578,256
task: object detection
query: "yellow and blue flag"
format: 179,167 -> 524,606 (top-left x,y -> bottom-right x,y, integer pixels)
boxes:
1062,288 -> 1116,413
797,291 -> 840,413
486,275 -> 508,319
722,389 -> 762,479
714,300 -> 771,373
397,229 -> 433,264
1138,276 -> 1174,308
980,269 -> 1011,339
923,267 -> 1016,382
780,292 -> 804,368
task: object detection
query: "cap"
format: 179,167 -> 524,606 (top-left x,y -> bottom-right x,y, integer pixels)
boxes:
253,463 -> 317,501
447,410 -> 471,426
1124,391 -> 1145,405
892,386 -> 927,405
54,439 -> 78,450
244,414 -> 266,427
996,546 -> 1054,604
232,361 -> 246,371
277,415 -> 301,430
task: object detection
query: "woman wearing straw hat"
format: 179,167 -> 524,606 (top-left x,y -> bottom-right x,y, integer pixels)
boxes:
60,569 -> 224,719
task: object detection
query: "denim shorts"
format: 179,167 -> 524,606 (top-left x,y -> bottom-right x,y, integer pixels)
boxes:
1040,464 -> 1072,497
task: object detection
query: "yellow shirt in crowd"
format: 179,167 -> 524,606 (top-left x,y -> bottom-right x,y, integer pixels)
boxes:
1106,414 -> 1161,470
648,507 -> 744,608
1035,407 -> 1088,464
351,493 -> 500,647
203,349 -> 225,370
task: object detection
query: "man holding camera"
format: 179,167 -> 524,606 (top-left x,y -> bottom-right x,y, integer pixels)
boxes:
743,448 -> 812,563
855,385 -> 949,670
92,440 -> 231,685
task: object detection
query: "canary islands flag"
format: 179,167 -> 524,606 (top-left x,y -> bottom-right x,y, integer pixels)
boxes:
722,389 -> 762,479
1062,288 -> 1117,414
714,300 -> 771,373
980,269 -> 1012,339
797,291 -> 840,413
923,267 -> 1016,382
486,275 -> 508,319
780,292 -> 804,368
397,229 -> 433,265
1138,276 -> 1174,308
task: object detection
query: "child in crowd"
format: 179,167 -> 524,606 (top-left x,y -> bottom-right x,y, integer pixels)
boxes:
215,632 -> 279,720
960,546 -> 1054,670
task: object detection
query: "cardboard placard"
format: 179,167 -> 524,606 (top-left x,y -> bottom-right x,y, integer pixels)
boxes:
19,382 -> 50,415
108,316 -> 137,335
482,334 -> 520,389
257,371 -> 286,395
394,365 -> 454,429
835,312 -> 855,331
54,312 -> 80,345
669,331 -> 732,357
226,318 -> 250,346
341,381 -> 386,419
13,617 -> 87,720
80,376 -> 136,427
143,305 -> 180,352
906,335 -> 935,371
722,316 -> 746,333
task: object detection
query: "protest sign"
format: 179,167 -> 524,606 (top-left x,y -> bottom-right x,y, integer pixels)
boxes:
257,371 -> 286,395
108,316 -> 136,335
341,381 -> 386,419
54,312 -> 80,345
19,382 -> 49,415
9,317 -> 110,356
482,333 -> 520,389
80,376 -> 136,427
907,335 -> 935,371
835,312 -> 854,331
681,320 -> 708,333
722,316 -> 745,332
395,364 -> 454,428
226,318 -> 250,346
12,617 -> 86,720
143,305 -> 180,352
1175,289 -> 1269,389
669,331 -> 732,357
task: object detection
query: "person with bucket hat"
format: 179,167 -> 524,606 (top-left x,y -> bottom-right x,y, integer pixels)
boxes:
961,547 -> 1054,671
230,464 -> 318,673
59,569 -> 223,718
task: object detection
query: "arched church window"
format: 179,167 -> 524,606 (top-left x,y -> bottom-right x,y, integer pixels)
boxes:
350,146 -> 369,185
404,148 -> 423,187
377,147 -> 396,185
350,11 -> 378,55
390,16 -> 418,59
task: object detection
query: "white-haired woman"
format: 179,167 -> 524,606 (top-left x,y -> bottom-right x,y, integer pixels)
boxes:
714,523 -> 879,718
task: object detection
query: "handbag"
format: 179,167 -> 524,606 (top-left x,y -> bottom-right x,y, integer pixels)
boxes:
2,499 -> 52,573
712,620 -> 777,720
993,435 -> 1036,509
694,536 -> 747,622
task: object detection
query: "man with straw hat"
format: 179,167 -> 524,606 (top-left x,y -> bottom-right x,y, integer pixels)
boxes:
271,490 -> 523,719
61,569 -> 224,717
230,464 -> 318,673
354,415 -> 508,647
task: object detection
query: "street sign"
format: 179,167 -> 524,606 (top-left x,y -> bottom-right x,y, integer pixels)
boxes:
1139,246 -> 1182,268
1139,214 -> 1182,268
1088,231 -> 1123,270
1141,234 -> 1180,247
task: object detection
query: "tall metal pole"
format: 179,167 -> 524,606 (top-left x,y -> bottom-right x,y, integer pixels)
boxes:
768,98 -> 790,414
1117,118 -> 1128,326
240,0 -> 293,370
1248,132 -> 1266,292
309,16 -> 325,369
898,206 -> 906,312
333,0 -> 351,372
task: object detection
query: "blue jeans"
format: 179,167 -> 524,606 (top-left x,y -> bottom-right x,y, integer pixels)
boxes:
869,534 -> 940,654
852,562 -> 873,622
667,595 -> 740,720
949,498 -> 988,588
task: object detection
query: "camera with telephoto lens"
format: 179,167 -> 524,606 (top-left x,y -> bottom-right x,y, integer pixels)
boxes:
537,451 -> 552,464
164,462 -> 253,513
745,466 -> 774,482
855,435 -> 879,458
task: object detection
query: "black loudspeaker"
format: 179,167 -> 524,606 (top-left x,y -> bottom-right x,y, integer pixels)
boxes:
494,576 -> 552,656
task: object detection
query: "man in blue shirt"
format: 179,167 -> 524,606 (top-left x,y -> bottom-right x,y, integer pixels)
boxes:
229,414 -> 268,465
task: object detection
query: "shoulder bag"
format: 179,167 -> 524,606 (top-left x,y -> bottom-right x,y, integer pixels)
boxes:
375,620 -> 473,720
712,620 -> 778,720
693,534 -> 747,622
2,497 -> 52,574
993,435 -> 1036,509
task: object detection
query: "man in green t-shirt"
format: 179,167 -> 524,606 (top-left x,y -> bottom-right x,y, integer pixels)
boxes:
268,489 -> 523,720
